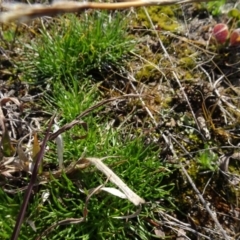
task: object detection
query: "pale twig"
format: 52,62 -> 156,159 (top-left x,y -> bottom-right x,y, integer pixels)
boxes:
140,7 -> 230,235
179,163 -> 230,240
213,76 -> 240,115
84,157 -> 145,206
142,6 -> 202,134
0,0 -> 216,23
128,73 -> 157,126
160,209 -> 228,239
127,70 -> 178,155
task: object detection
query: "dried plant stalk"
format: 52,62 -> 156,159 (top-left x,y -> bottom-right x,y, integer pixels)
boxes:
84,157 -> 145,206
0,0 -> 215,22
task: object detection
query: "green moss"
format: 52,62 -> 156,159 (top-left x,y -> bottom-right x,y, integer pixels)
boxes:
179,57 -> 196,69
187,161 -> 199,180
178,70 -> 194,81
136,6 -> 180,32
228,159 -> 240,176
135,63 -> 162,82
189,133 -> 201,143
162,97 -> 173,108
159,34 -> 172,46
184,72 -> 194,81
136,64 -> 154,79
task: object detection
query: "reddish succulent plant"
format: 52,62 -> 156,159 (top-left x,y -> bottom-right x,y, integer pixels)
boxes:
230,28 -> 240,46
212,23 -> 229,44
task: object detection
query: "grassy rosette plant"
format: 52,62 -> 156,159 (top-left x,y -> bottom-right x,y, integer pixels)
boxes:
23,12 -> 134,83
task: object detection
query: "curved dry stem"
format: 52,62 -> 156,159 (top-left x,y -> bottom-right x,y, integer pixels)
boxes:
0,0 -> 216,23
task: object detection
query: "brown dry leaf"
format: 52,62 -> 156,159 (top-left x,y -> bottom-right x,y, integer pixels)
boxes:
0,97 -> 21,107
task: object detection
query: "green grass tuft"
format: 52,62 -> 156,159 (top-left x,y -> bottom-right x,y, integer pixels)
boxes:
22,12 -> 134,83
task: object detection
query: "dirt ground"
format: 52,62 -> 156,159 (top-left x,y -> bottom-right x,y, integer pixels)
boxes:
0,2 -> 240,239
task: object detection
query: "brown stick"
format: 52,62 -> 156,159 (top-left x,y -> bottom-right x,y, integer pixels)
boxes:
0,0 -> 216,23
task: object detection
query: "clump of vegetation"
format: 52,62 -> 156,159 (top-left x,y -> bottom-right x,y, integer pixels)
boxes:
1,1 -> 240,239
205,0 -> 226,16
197,144 -> 218,171
22,12 -> 133,83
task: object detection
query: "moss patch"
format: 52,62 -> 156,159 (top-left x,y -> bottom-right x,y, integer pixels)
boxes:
136,6 -> 181,32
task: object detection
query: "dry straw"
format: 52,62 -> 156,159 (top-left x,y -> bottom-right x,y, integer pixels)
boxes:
0,0 -> 215,22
